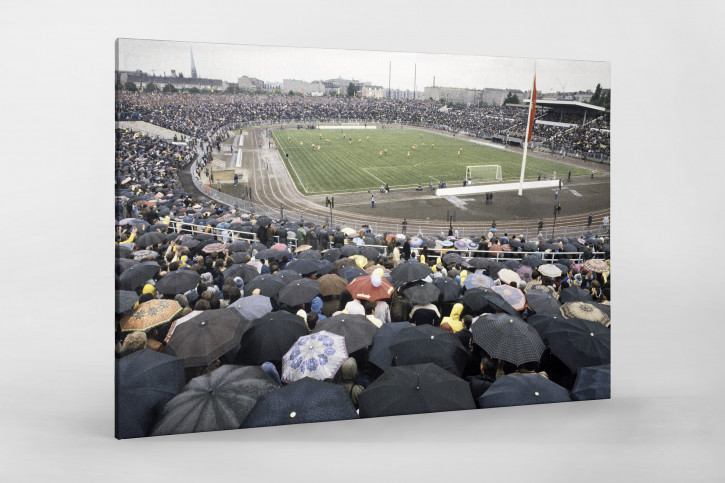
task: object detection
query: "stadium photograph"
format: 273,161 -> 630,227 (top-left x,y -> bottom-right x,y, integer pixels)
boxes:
115,38 -> 611,439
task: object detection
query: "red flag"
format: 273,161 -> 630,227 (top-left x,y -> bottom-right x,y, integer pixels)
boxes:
527,75 -> 537,142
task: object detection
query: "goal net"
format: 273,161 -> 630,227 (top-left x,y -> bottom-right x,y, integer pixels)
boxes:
465,165 -> 502,183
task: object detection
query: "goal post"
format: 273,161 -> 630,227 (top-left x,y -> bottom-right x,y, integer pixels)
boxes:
465,165 -> 503,183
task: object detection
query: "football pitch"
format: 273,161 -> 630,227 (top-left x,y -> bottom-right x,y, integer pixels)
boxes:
271,127 -> 589,195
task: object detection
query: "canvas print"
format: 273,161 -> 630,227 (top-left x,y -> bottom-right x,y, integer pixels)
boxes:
115,39 -> 611,439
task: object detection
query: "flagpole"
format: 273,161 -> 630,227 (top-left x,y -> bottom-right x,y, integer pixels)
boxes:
518,68 -> 536,196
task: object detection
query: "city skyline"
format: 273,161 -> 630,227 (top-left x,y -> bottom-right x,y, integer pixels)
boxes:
117,39 -> 610,94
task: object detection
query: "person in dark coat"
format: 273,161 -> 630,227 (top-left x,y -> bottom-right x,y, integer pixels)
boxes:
256,224 -> 268,246
402,238 -> 411,261
308,225 -> 319,250
333,228 -> 345,248
466,356 -> 497,406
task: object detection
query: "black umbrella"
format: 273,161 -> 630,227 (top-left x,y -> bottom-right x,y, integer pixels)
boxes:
484,261 -> 506,279
151,365 -> 279,436
471,313 -> 545,367
559,286 -> 594,303
230,252 -> 250,264
340,244 -> 360,258
194,232 -> 215,242
388,325 -> 469,377
368,322 -> 415,371
442,252 -> 463,266
244,274 -> 285,298
461,287 -> 518,316
525,290 -> 562,315
115,349 -> 185,439
241,377 -> 358,428
390,261 -> 433,284
465,258 -> 488,269
223,264 -> 259,284
228,240 -> 250,253
433,277 -> 461,303
477,373 -> 571,409
508,239 -> 523,249
163,309 -> 250,368
358,363 -> 476,418
115,290 -> 139,314
521,255 -> 543,268
115,257 -> 137,275
227,294 -> 273,321
361,246 -> 382,262
523,242 -> 538,252
323,248 -> 341,262
116,245 -> 133,259
256,248 -> 286,261
296,250 -> 322,261
235,311 -> 309,365
312,313 -> 378,353
278,278 -> 321,307
119,261 -> 160,291
503,260 -> 520,270
155,270 -> 201,295
337,265 -> 367,283
256,215 -> 272,227
530,317 -> 610,372
179,237 -> 200,249
570,364 -> 611,401
315,259 -> 334,276
251,242 -> 268,253
275,269 -> 303,285
285,259 -> 321,275
402,282 -> 441,306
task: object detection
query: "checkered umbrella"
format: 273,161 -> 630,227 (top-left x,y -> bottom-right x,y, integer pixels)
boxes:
471,313 -> 545,366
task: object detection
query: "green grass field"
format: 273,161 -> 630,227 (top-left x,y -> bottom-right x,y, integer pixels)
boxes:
272,128 -> 589,195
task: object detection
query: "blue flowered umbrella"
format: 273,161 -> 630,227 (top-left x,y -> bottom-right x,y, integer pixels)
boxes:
282,331 -> 348,383
440,240 -> 454,248
464,273 -> 494,289
409,237 -> 424,247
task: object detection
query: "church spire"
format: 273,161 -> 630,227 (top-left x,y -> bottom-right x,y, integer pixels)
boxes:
190,47 -> 198,79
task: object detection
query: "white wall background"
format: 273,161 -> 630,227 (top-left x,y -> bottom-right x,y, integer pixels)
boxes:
1,1 -> 724,481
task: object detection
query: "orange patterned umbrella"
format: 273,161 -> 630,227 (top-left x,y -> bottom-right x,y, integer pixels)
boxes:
120,299 -> 182,332
491,285 -> 526,311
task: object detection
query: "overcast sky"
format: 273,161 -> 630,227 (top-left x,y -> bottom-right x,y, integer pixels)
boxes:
117,38 -> 610,94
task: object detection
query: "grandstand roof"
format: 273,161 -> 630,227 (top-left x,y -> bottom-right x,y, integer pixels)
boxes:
525,99 -> 605,112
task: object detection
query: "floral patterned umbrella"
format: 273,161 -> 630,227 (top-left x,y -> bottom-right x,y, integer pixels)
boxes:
120,299 -> 182,332
491,284 -> 527,311
584,259 -> 610,274
133,249 -> 159,261
282,331 -> 348,383
560,302 -> 611,327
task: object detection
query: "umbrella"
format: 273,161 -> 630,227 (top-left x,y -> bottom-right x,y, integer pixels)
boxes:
538,264 -> 562,278
271,242 -> 288,251
251,242 -> 268,253
484,261 -> 506,279
315,259 -> 334,276
433,277 -> 461,303
490,285 -> 526,311
155,270 -> 201,295
584,259 -> 610,274
389,324 -> 469,377
116,245 -> 133,259
367,321 -> 415,371
409,237 -> 424,247
240,377 -> 358,428
526,283 -> 559,298
120,299 -> 182,332
560,302 -> 611,327
115,290 -> 139,314
151,365 -> 278,436
464,273 -> 495,290
116,257 -> 138,275
333,257 -> 356,271
570,364 -> 611,401
471,313 -> 545,366
477,373 -> 571,409
229,252 -> 249,264
228,294 -> 273,321
228,240 -> 250,253
282,331 -> 348,383
119,261 -> 160,291
223,264 -> 259,284
341,227 -> 357,237
294,244 -> 312,253
322,248 -> 341,262
296,250 -> 322,261
525,290 -> 562,315
244,274 -> 285,298
136,231 -> 168,247
317,274 -> 349,297
275,269 -> 303,285
440,240 -> 454,248
337,265 -> 367,283
349,254 -> 369,269
133,250 -> 159,261
514,264 -> 533,283
115,349 -> 185,439
163,309 -> 250,368
532,317 -> 611,372
312,313 -> 378,353
179,237 -> 200,249
402,282 -> 441,306
340,244 -> 360,258
255,248 -> 286,261
520,254 -> 543,268
497,268 -> 521,285
442,252 -> 463,266
464,258 -> 488,269
235,311 -> 309,365
358,363 -> 475,418
285,259 -> 321,275
361,246 -> 382,262
202,243 -> 228,254
461,287 -> 518,316
365,264 -> 387,275
347,274 -> 395,302
559,286 -> 594,303
502,259 -> 520,270
278,278 -> 321,307
523,242 -> 538,252
390,261 -> 433,284
453,239 -> 469,250
255,215 -> 272,227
